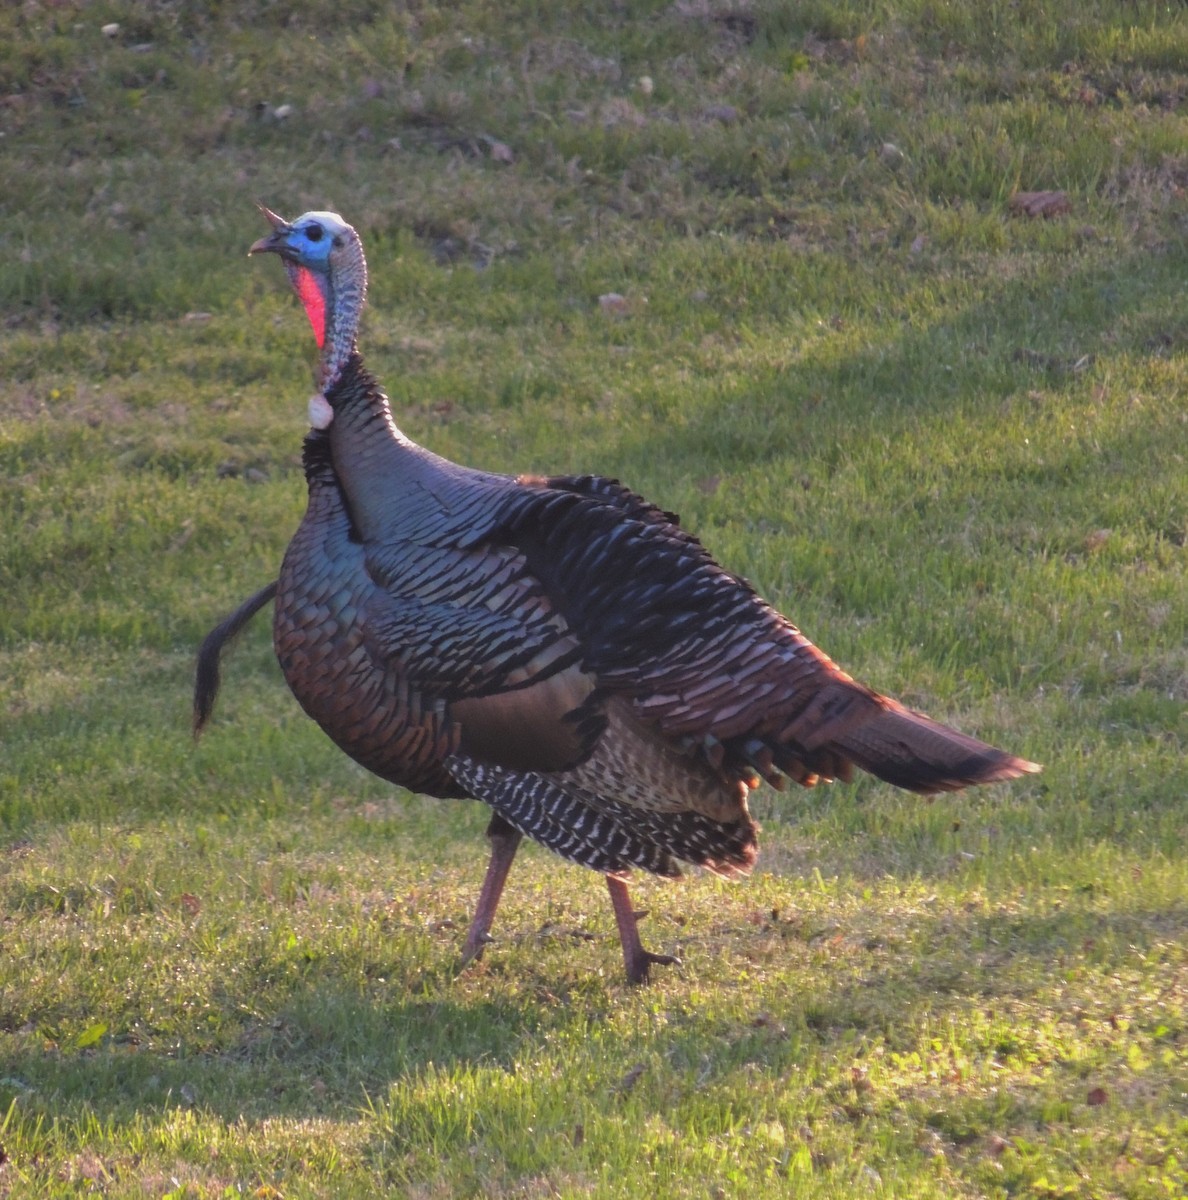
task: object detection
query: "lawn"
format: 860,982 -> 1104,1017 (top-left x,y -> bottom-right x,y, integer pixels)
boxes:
0,1 -> 1185,1196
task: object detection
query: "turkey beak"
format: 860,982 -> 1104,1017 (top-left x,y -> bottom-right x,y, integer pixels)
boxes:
249,231 -> 287,256
248,204 -> 292,256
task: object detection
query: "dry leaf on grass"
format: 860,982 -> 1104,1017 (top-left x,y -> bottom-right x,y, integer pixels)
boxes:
701,103 -> 740,124
616,1063 -> 646,1094
598,292 -> 632,315
1009,190 -> 1071,218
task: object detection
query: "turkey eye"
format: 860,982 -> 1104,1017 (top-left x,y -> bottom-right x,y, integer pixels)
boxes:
305,224 -> 324,243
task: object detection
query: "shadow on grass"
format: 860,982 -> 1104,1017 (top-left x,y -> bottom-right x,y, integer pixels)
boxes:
0,987 -> 548,1126
1,897 -> 1182,1134
609,238 -> 1187,477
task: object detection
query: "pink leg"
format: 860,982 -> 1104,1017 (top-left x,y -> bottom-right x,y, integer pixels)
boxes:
460,816 -> 523,966
605,875 -> 681,985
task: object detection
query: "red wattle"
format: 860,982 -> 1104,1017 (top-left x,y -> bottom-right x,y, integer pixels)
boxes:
293,265 -> 327,349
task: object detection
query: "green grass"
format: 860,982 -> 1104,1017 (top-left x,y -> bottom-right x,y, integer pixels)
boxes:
1,0 -> 1186,1195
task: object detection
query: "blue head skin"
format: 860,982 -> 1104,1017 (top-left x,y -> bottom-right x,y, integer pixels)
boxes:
250,210 -> 351,269
250,206 -> 367,393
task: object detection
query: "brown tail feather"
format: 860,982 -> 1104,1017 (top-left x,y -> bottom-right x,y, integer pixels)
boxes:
833,698 -> 1040,794
193,581 -> 279,738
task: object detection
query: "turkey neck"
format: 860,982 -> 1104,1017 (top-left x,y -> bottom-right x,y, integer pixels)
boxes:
324,350 -> 417,538
319,257 -> 365,394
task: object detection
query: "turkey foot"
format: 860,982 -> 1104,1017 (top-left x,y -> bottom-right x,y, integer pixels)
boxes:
605,874 -> 681,985
460,816 -> 522,967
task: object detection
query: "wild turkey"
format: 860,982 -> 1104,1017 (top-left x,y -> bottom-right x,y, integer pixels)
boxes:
196,206 -> 1039,983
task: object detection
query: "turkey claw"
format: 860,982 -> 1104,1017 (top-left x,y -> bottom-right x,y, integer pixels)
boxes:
459,930 -> 496,967
625,949 -> 682,986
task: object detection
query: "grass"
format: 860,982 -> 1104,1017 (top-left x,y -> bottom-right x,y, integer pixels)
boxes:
1,0 -> 1186,1195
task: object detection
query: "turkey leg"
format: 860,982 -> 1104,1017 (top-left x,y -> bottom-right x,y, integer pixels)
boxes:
605,874 -> 681,985
460,814 -> 523,965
